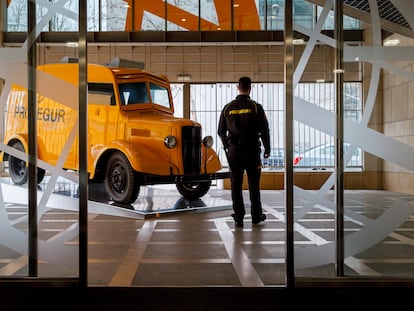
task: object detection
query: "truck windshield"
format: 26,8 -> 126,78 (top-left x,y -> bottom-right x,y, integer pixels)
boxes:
118,82 -> 149,105
149,83 -> 171,109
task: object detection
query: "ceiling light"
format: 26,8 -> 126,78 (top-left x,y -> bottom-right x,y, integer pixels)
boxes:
65,41 -> 79,48
383,38 -> 400,46
292,38 -> 305,45
177,74 -> 191,82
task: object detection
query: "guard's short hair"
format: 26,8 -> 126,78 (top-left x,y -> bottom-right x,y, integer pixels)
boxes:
238,76 -> 252,91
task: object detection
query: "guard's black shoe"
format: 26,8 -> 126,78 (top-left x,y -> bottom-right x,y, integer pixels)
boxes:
231,213 -> 244,228
252,214 -> 266,225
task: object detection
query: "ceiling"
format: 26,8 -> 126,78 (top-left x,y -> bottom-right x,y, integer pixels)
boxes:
4,0 -> 412,44
307,0 -> 414,38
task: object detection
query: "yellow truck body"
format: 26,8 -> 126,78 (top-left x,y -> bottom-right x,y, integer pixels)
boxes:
3,59 -> 227,204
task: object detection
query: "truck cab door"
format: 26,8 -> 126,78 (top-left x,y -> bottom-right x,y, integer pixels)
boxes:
87,83 -> 119,170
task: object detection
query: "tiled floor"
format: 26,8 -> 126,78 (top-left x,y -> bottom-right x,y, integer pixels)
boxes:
2,180 -> 414,287
2,181 -> 414,310
86,187 -> 287,287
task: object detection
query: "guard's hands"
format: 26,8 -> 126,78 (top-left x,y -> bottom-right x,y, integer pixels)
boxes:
263,153 -> 270,159
220,135 -> 229,152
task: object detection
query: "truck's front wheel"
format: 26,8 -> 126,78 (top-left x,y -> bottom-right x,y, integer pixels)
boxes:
176,181 -> 212,201
105,152 -> 139,204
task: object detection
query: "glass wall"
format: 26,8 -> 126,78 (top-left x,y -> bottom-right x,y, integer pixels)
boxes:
6,0 -> 360,32
0,1 -> 81,281
2,0 -> 414,287
292,0 -> 414,280
189,82 -> 362,170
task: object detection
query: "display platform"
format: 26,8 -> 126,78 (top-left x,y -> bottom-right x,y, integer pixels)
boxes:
0,176 -> 233,219
87,180 -> 233,218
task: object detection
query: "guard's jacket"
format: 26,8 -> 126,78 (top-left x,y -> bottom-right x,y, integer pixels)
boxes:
218,94 -> 271,158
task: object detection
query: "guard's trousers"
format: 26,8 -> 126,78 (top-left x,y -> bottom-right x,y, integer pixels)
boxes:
227,143 -> 263,222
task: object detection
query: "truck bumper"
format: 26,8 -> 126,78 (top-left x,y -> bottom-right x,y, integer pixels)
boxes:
142,171 -> 231,185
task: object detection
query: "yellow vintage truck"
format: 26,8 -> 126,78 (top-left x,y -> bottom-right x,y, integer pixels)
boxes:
3,58 -> 228,204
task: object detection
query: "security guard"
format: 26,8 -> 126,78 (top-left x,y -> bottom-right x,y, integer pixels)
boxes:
218,77 -> 271,228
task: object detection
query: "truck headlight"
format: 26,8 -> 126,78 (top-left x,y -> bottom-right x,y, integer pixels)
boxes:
202,136 -> 214,148
164,135 -> 177,148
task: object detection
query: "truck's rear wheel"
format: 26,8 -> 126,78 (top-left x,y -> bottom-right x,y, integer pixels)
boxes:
176,181 -> 211,201
9,141 -> 45,185
105,152 -> 139,204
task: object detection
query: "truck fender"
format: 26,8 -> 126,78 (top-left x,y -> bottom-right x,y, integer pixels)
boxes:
94,140 -> 179,177
2,134 -> 29,161
202,145 -> 223,173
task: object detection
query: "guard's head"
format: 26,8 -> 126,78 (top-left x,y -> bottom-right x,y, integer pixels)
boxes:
238,76 -> 252,92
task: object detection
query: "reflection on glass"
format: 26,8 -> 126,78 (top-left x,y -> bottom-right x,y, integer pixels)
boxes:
170,84 -> 184,117
233,0 -> 261,30
149,83 -> 171,108
0,46 -> 80,280
317,5 -> 360,30
5,0 -> 362,32
200,0 -> 219,30
166,0 -> 199,31
293,0 -> 414,280
119,82 -> 149,105
100,0 -> 129,31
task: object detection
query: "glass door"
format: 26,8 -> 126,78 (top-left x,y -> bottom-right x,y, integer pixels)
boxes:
0,0 -> 82,282
292,0 -> 414,281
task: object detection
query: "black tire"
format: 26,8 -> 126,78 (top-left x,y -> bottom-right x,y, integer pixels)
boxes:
8,141 -> 46,185
9,141 -> 27,185
37,167 -> 46,184
176,181 -> 211,201
104,152 -> 139,204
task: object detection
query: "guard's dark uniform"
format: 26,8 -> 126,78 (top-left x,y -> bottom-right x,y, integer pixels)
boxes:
218,94 -> 270,225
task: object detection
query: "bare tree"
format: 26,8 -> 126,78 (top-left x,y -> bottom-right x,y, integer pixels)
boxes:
7,0 -> 27,31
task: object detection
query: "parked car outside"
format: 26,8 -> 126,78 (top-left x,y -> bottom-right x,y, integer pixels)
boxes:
262,147 -> 300,168
294,143 -> 362,168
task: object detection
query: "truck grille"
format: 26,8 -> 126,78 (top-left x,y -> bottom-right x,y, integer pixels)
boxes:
182,126 -> 201,175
